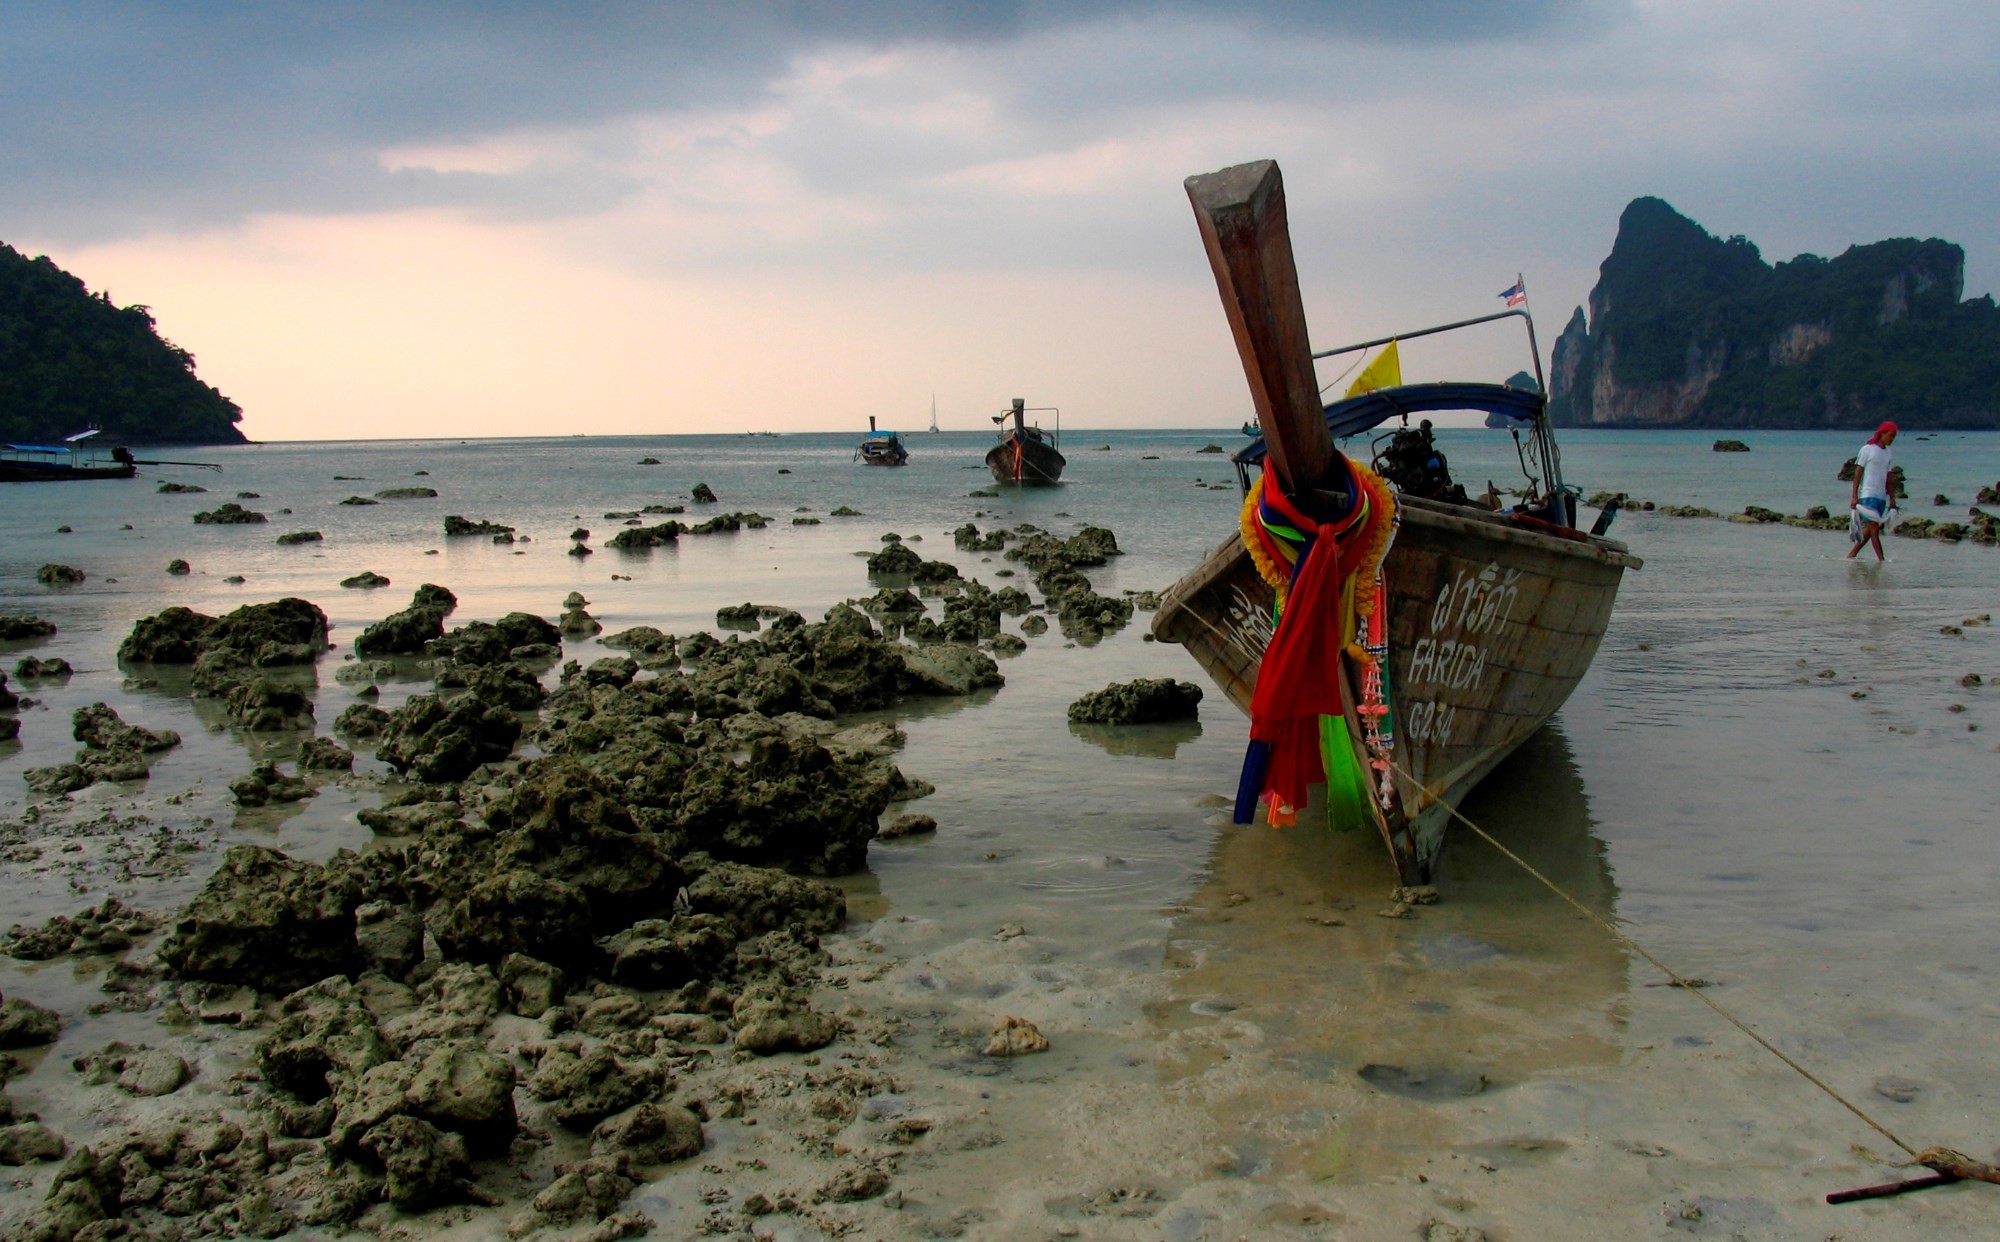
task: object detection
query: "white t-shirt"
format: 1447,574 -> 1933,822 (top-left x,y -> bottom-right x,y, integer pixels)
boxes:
1856,442 -> 1893,501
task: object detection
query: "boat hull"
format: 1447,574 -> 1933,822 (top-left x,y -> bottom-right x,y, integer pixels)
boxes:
985,433 -> 1066,485
1152,493 -> 1639,883
0,462 -> 136,482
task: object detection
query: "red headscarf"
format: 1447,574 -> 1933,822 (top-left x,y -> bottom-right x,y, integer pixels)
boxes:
1867,421 -> 1898,446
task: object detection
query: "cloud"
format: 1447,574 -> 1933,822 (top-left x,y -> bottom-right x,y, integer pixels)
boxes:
0,1 -> 1621,240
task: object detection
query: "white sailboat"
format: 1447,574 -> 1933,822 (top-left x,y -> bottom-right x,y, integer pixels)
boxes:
929,394 -> 939,433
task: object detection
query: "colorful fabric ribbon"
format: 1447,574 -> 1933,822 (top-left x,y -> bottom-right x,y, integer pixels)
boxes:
1233,457 -> 1399,828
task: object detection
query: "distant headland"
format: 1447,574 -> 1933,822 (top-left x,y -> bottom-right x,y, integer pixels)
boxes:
0,243 -> 247,445
1548,197 -> 2000,430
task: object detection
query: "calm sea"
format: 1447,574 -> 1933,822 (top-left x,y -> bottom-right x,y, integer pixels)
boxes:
2,425 -> 1997,1235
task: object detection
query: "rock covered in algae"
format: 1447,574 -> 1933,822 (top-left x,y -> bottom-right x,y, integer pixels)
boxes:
20,1112 -> 297,1239
0,615 -> 57,641
23,703 -> 182,794
192,501 -> 266,524
158,845 -> 366,993
0,991 -> 62,1048
866,542 -> 923,575
353,584 -> 458,656
443,515 -> 514,537
375,693 -> 522,783
1067,678 -> 1204,724
120,597 -> 329,665
36,563 -> 84,586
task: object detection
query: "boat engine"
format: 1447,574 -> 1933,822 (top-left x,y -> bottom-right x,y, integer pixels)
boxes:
1374,420 -> 1468,504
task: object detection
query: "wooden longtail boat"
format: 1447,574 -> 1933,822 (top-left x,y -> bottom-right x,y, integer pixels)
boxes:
855,416 -> 909,467
986,398 -> 1066,485
1152,160 -> 1640,885
1,429 -> 136,481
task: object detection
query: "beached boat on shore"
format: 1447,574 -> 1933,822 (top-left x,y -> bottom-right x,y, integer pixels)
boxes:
1152,160 -> 1640,885
986,398 -> 1065,485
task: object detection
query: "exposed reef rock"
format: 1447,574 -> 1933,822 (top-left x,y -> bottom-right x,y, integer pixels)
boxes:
159,846 -> 367,993
36,563 -> 84,586
230,761 -> 317,806
23,703 -> 182,794
428,611 -> 560,667
12,549 -> 1073,1228
0,615 -> 58,641
607,520 -> 685,550
443,515 -> 514,537
192,502 -> 266,524
375,694 -> 523,783
353,585 -> 457,657
3,897 -> 160,961
866,543 -> 922,575
120,598 -> 329,665
1067,678 -> 1204,724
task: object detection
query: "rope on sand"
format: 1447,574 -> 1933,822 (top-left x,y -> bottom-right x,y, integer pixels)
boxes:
1393,761 -> 2000,1199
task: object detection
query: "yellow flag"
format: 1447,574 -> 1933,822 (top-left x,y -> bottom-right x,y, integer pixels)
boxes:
1344,340 -> 1402,398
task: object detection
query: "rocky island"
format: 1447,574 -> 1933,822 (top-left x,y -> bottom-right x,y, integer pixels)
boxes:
1549,197 -> 2000,430
0,242 -> 246,445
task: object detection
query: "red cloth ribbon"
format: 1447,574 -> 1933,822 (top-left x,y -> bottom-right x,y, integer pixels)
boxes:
1241,465 -> 1362,824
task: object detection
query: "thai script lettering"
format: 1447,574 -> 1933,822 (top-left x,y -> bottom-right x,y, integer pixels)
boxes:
1401,561 -> 1523,747
1221,582 -> 1275,663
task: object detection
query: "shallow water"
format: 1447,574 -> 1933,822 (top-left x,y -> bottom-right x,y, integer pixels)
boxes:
2,427 -> 1998,1237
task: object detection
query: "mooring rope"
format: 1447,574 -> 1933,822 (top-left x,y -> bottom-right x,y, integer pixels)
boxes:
1391,761 -> 1922,1161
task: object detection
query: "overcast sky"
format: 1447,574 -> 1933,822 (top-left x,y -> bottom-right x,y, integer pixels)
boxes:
6,1 -> 1996,440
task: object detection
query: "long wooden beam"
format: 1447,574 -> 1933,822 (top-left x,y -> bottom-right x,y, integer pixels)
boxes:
1185,160 -> 1334,494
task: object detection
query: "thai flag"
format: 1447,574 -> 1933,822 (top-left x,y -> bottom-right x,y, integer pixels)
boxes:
1499,276 -> 1526,307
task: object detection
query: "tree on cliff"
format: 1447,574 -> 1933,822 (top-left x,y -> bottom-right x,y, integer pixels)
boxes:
0,242 -> 247,444
1548,197 -> 2000,430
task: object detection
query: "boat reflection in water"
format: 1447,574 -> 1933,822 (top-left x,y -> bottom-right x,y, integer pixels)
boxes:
1154,722 -> 1624,1183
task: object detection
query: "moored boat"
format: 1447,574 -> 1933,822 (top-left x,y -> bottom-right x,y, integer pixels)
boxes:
1152,160 -> 1640,885
855,417 -> 908,467
1,430 -> 136,481
985,398 -> 1065,485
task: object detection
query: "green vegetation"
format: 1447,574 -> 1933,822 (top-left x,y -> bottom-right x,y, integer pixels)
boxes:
1550,197 -> 2000,429
0,243 -> 245,444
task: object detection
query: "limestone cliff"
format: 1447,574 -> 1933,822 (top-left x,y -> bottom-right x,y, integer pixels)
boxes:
1547,197 -> 2000,429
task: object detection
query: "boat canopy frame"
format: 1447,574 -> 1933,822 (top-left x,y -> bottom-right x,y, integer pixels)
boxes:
1232,307 -> 1570,523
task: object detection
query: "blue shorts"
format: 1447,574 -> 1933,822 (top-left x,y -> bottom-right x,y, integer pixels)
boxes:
1856,496 -> 1888,523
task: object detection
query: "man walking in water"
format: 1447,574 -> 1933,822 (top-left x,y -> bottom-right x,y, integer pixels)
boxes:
1846,421 -> 1899,561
